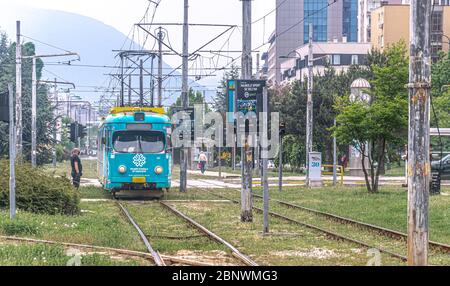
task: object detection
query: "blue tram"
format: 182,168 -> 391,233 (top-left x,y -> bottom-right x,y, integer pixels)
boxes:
97,107 -> 172,198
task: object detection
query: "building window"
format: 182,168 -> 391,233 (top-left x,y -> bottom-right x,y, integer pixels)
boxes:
333,55 -> 341,66
351,55 -> 358,65
431,11 -> 443,62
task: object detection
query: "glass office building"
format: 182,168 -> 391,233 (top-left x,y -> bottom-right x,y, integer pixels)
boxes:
303,0 -> 329,43
342,0 -> 358,42
303,0 -> 358,44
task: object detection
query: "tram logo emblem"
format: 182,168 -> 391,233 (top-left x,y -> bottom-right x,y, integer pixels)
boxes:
133,154 -> 146,167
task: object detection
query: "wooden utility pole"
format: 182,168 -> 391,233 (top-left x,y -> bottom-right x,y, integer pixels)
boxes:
407,0 -> 431,266
180,0 -> 189,193
15,21 -> 22,157
241,0 -> 253,222
157,27 -> 164,107
8,84 -> 16,220
305,23 -> 314,187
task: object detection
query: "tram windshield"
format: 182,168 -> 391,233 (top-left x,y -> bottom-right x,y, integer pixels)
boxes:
113,131 -> 165,153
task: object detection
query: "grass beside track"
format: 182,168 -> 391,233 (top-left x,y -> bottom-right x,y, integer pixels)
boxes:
249,186 -> 450,245
205,188 -> 450,265
0,243 -> 149,266
0,201 -> 146,252
171,201 -> 404,266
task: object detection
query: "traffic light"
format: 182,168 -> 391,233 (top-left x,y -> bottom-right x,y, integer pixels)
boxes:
279,121 -> 286,136
70,123 -> 77,143
79,124 -> 87,139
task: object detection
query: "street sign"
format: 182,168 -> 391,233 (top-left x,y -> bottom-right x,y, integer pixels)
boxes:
236,80 -> 265,114
308,152 -> 322,182
227,79 -> 266,120
0,91 -> 9,123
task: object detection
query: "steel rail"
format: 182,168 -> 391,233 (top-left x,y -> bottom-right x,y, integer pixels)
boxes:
198,189 -> 408,262
193,179 -> 450,255
117,202 -> 166,266
159,201 -> 258,266
251,194 -> 450,254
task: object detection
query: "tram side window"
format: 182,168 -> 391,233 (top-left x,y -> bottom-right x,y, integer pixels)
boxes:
113,131 -> 165,153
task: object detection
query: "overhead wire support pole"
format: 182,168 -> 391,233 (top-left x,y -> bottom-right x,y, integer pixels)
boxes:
8,83 -> 16,220
157,27 -> 163,107
241,0 -> 253,223
407,0 -> 431,266
180,0 -> 189,193
31,57 -> 37,167
15,20 -> 22,158
306,23 -> 314,188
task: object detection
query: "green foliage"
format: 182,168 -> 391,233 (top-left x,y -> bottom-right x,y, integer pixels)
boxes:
333,42 -> 409,193
1,219 -> 40,236
432,51 -> 450,97
213,64 -> 240,112
167,88 -> 209,116
0,32 -> 55,164
0,160 -> 80,215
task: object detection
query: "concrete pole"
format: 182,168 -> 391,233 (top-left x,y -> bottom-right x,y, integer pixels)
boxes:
9,84 -> 16,220
305,23 -> 314,188
158,27 -> 163,107
139,59 -> 144,107
333,118 -> 337,186
279,134 -> 283,192
407,0 -> 431,266
180,0 -> 189,193
262,87 -> 269,234
128,75 -> 132,105
31,57 -> 37,167
120,54 -> 124,107
53,79 -> 57,167
15,21 -> 22,157
240,0 -> 253,222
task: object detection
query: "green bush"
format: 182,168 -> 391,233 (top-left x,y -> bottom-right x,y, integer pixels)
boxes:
1,220 -> 40,236
0,160 -> 80,215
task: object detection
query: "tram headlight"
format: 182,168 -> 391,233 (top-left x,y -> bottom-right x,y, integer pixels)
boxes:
118,165 -> 127,174
154,166 -> 163,175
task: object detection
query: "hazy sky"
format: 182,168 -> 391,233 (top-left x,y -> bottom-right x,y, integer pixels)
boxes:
9,0 -> 276,75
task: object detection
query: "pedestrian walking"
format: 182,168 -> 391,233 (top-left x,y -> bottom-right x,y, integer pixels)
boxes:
71,148 -> 83,188
199,152 -> 208,174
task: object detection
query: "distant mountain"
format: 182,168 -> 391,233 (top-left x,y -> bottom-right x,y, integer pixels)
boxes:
0,5 -> 207,105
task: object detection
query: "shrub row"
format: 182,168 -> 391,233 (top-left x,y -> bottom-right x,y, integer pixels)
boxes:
0,160 -> 80,215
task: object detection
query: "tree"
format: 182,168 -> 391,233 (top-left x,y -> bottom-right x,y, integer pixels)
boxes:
212,64 -> 240,112
432,51 -> 450,97
333,42 -> 409,193
0,32 -> 55,164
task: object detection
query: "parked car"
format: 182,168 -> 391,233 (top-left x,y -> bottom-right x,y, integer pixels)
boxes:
431,154 -> 450,180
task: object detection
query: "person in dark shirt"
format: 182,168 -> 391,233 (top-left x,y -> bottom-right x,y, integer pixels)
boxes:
70,148 -> 83,188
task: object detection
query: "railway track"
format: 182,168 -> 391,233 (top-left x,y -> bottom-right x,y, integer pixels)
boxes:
193,179 -> 450,256
196,188 -> 408,262
117,202 -> 166,266
160,201 -> 258,266
250,193 -> 450,255
117,200 -> 258,266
